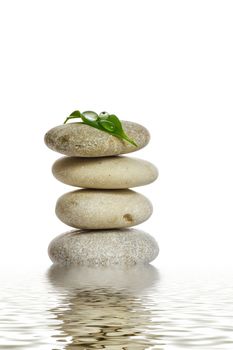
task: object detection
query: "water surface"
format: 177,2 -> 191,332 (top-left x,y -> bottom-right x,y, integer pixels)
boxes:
0,265 -> 233,349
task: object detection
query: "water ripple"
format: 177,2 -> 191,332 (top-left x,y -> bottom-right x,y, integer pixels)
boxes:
0,266 -> 233,349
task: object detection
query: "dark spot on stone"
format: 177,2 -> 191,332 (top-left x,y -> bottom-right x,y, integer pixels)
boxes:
59,135 -> 69,144
123,214 -> 133,223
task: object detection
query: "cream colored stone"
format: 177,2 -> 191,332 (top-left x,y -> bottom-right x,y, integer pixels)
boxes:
44,121 -> 150,157
55,189 -> 153,229
48,229 -> 159,266
52,156 -> 158,189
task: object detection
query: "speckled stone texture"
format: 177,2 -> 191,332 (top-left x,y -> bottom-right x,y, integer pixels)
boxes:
55,189 -> 153,229
52,156 -> 158,189
48,229 -> 159,266
44,121 -> 150,157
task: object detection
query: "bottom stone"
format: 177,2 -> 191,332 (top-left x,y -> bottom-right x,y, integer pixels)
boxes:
48,229 -> 159,266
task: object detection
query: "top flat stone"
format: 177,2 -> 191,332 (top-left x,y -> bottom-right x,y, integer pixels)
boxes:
44,121 -> 150,157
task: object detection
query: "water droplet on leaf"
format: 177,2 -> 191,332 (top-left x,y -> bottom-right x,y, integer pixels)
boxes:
82,111 -> 98,121
99,111 -> 109,119
99,119 -> 115,132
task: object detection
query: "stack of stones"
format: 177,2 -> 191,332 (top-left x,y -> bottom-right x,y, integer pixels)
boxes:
44,120 -> 159,266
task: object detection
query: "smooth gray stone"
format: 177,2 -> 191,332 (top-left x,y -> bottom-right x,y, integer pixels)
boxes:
48,229 -> 159,266
44,121 -> 150,157
55,189 -> 153,229
52,156 -> 158,189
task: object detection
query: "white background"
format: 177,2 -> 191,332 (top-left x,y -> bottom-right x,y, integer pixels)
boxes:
0,0 -> 232,270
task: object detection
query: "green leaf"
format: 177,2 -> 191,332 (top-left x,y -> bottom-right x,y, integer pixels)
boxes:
99,119 -> 115,132
64,110 -> 82,124
107,114 -> 123,132
106,114 -> 138,146
63,109 -> 138,146
70,110 -> 83,118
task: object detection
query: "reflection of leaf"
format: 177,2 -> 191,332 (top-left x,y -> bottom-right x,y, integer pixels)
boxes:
64,110 -> 138,146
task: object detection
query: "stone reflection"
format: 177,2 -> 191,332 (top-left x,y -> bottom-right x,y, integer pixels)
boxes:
47,265 -> 164,349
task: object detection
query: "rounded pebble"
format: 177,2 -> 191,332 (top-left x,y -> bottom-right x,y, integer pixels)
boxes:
48,229 -> 159,266
55,189 -> 153,229
44,121 -> 150,157
52,156 -> 158,189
